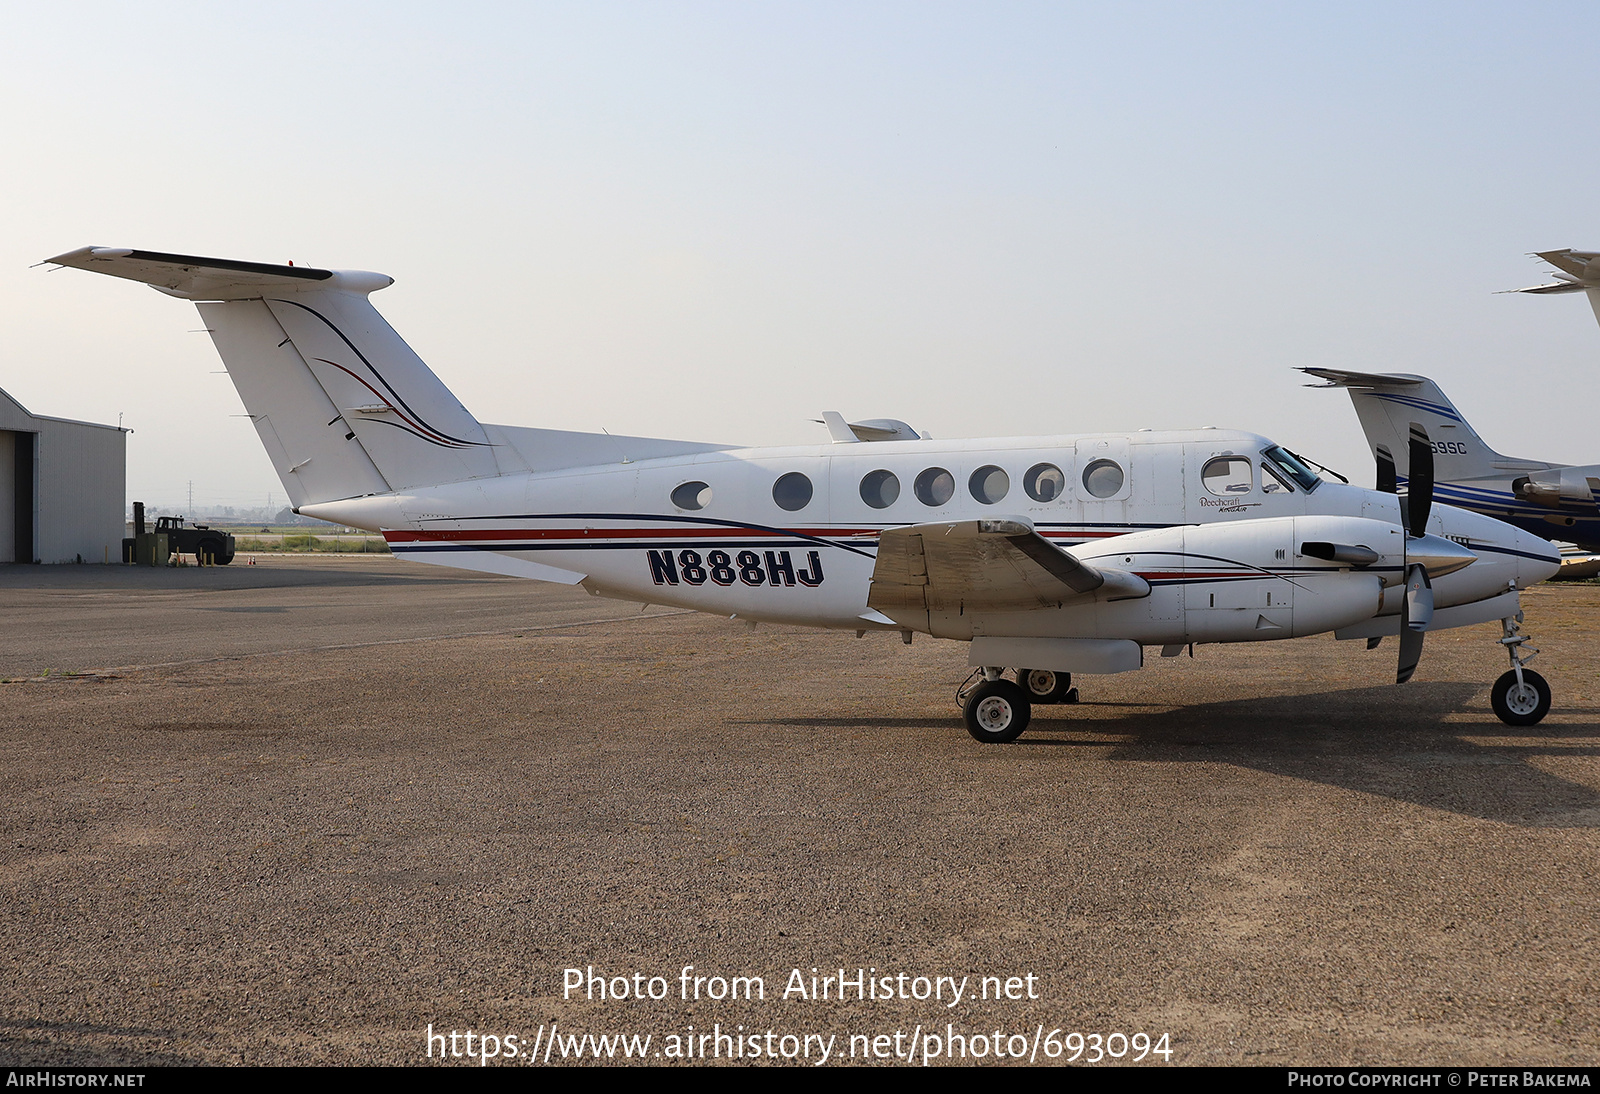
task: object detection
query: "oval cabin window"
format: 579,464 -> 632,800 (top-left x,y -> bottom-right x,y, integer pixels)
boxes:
1081,459 -> 1124,499
914,467 -> 955,506
859,469 -> 900,509
772,472 -> 813,512
968,465 -> 1009,505
671,481 -> 713,511
1024,462 -> 1065,502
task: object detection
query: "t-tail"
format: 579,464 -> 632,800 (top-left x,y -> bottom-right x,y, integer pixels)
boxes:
45,247 -> 502,509
1298,368 -> 1519,487
1502,248 -> 1600,330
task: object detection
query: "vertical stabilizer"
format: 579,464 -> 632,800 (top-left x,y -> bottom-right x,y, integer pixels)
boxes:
47,247 -> 500,507
1299,368 -> 1515,485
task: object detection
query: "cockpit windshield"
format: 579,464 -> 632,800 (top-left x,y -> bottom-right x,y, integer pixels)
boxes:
1260,445 -> 1322,493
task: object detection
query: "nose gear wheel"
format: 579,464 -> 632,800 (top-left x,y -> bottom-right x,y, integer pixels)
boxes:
1492,612 -> 1550,727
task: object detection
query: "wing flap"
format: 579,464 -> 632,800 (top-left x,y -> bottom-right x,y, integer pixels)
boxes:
867,518 -> 1148,621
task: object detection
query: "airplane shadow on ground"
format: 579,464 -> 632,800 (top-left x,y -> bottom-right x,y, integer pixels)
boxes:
765,683 -> 1600,829
0,1018 -> 201,1066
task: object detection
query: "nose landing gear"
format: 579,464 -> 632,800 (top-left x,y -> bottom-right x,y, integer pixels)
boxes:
1491,612 -> 1552,727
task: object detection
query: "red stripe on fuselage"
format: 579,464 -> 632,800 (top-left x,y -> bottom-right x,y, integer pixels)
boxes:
382,526 -> 1145,544
382,526 -> 882,544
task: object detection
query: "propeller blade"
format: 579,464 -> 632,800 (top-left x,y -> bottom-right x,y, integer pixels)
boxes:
1396,563 -> 1431,684
1375,444 -> 1398,497
1407,423 -> 1434,534
1397,622 -> 1423,684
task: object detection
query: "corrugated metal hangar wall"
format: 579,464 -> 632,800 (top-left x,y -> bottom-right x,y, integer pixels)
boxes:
0,388 -> 126,564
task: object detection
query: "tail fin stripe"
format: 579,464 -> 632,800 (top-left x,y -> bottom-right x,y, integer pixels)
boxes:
1370,393 -> 1463,422
352,414 -> 467,449
274,297 -> 492,448
315,357 -> 472,448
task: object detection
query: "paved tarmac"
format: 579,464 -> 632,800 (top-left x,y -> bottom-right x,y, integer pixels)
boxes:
1,557 -> 1596,1066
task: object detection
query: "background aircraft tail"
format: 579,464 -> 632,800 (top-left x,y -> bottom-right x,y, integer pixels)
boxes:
49,247 -> 503,508
1503,248 -> 1600,329
1299,368 -> 1514,486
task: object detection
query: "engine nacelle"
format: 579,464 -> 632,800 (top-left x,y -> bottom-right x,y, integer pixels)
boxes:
1513,465 -> 1600,511
1072,515 -> 1394,643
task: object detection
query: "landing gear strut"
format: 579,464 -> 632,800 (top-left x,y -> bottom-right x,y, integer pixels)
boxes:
1491,611 -> 1551,727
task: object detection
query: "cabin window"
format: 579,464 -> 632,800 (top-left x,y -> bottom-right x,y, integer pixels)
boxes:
860,469 -> 900,509
671,480 -> 713,511
968,465 -> 1009,505
914,467 -> 955,506
1081,459 -> 1124,499
772,472 -> 813,511
1023,462 -> 1065,502
1202,456 -> 1253,497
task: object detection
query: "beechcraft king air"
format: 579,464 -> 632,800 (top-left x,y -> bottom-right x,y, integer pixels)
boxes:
48,247 -> 1562,738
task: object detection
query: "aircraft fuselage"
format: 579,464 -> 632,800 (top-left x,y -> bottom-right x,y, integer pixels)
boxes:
300,428 -> 1556,647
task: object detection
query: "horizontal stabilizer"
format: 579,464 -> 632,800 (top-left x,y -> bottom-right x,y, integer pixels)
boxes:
814,412 -> 923,443
1500,279 -> 1587,295
1299,368 -> 1421,389
45,247 -> 391,300
1531,249 -> 1600,282
1503,249 -> 1600,329
383,532 -> 587,584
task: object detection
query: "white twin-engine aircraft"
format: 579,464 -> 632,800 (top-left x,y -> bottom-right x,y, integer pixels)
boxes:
49,247 -> 1561,740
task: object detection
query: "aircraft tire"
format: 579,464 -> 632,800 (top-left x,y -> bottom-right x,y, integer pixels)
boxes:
1017,668 -> 1075,704
1491,669 -> 1550,727
964,680 -> 1030,743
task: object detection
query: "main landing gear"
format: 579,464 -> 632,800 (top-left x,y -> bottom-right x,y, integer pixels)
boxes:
1017,667 -> 1079,706
959,668 -> 1078,743
1490,612 -> 1551,727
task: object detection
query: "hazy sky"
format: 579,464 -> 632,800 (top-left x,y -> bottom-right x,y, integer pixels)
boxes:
4,2 -> 1598,512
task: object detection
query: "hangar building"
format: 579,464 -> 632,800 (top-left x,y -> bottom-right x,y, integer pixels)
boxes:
0,387 -> 126,564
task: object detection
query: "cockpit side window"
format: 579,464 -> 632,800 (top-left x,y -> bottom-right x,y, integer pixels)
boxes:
1261,445 -> 1321,493
1261,460 -> 1295,494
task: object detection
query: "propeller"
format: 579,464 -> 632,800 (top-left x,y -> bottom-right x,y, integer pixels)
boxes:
1406,422 -> 1433,535
1374,444 -> 1397,496
1396,423 -> 1436,684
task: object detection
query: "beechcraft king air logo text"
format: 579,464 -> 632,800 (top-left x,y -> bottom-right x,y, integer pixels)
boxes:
649,549 -> 825,587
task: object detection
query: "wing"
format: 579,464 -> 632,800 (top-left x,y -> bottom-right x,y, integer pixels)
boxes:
867,518 -> 1149,622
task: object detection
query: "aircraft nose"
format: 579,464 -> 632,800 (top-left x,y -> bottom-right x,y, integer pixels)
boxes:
1509,526 -> 1561,587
